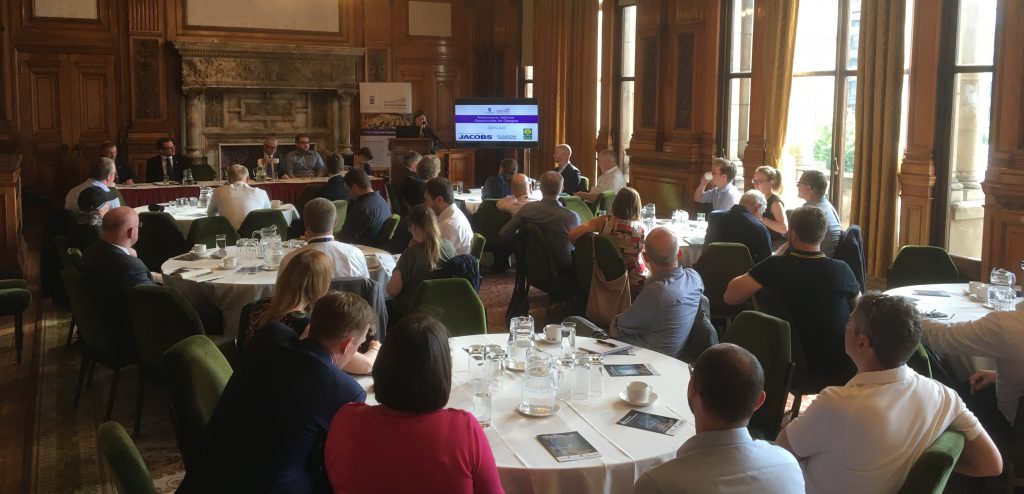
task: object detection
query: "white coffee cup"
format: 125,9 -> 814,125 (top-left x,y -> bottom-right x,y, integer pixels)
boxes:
271,199 -> 282,208
969,281 -> 989,301
543,324 -> 561,342
703,171 -> 714,181
627,381 -> 651,403
222,256 -> 238,268
192,243 -> 207,255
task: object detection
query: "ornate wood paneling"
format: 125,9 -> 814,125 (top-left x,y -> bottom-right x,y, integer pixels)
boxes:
13,0 -> 118,48
172,0 -> 357,46
131,37 -> 164,120
673,32 -> 694,130
128,0 -> 161,33
0,154 -> 24,276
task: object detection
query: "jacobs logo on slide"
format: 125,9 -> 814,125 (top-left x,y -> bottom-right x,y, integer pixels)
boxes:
459,134 -> 492,139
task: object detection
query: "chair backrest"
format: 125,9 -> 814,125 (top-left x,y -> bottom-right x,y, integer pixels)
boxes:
470,233 -> 486,260
523,223 -> 559,290
330,277 -> 389,340
677,295 -> 718,363
888,245 -> 961,290
693,242 -> 754,317
54,234 -> 79,269
721,310 -> 794,440
128,284 -> 206,371
373,214 -> 401,248
411,278 -> 487,337
96,421 -> 157,494
293,184 -> 320,215
833,225 -> 867,292
574,232 -> 627,307
186,216 -> 240,248
592,190 -> 617,214
237,208 -> 290,240
190,164 -> 216,181
162,335 -> 233,472
907,343 -> 932,378
560,195 -> 594,222
896,430 -> 965,494
580,176 -> 591,192
136,211 -> 187,271
384,182 -> 402,216
333,199 -> 349,235
61,268 -> 123,358
471,199 -> 512,251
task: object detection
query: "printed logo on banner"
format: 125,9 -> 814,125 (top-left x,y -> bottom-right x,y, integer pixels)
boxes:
369,96 -> 375,104
459,134 -> 493,139
523,128 -> 533,140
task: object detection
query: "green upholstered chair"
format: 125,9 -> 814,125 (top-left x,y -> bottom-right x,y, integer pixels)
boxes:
189,164 -> 216,181
373,214 -> 401,248
678,295 -> 718,363
384,182 -> 402,216
591,190 -> 617,214
896,430 -> 965,494
471,199 -> 512,254
721,310 -> 795,440
333,199 -> 349,235
470,233 -> 486,261
62,268 -> 138,421
888,245 -> 960,290
580,176 -> 591,192
136,211 -> 187,271
0,279 -> 31,364
96,421 -> 157,494
186,216 -> 239,248
237,208 -> 290,240
573,233 -> 627,312
411,278 -> 487,337
907,343 -> 932,378
693,242 -> 754,330
163,335 -> 233,472
111,187 -> 127,208
293,184 -> 320,216
55,235 -> 82,347
560,196 -> 594,223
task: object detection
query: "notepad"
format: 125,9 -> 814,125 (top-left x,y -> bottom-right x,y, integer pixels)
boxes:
536,432 -> 601,462
177,268 -> 213,280
913,290 -> 950,297
604,363 -> 658,377
578,338 -> 634,355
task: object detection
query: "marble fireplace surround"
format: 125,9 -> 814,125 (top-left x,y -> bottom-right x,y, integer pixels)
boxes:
173,41 -> 364,173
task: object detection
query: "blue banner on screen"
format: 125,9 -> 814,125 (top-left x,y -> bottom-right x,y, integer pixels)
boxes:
454,98 -> 539,148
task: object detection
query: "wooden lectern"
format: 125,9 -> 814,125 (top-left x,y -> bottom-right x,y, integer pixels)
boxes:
388,138 -> 433,184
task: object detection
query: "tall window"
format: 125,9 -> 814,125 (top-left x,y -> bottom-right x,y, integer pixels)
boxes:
616,3 -> 637,178
521,65 -> 534,98
717,0 -> 754,165
781,0 -> 860,225
936,0 -> 996,259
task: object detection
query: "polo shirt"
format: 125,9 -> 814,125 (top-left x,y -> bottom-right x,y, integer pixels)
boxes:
634,427 -> 804,494
786,365 -> 983,494
748,249 -> 860,384
438,203 -> 473,255
280,235 -> 369,279
699,183 -> 741,211
593,166 -> 626,195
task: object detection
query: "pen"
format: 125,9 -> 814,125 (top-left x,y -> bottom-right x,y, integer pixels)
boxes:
595,340 -> 617,348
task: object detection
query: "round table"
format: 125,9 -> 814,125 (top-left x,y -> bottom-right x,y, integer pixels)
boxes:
355,334 -> 696,494
884,283 -> 1001,381
653,219 -> 706,267
160,244 -> 396,336
117,176 -> 388,207
133,204 -> 300,237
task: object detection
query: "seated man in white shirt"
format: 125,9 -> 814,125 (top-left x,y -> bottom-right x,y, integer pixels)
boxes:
575,149 -> 626,203
280,198 -> 369,279
496,173 -> 536,215
65,157 -> 121,215
776,293 -> 1002,494
424,177 -> 473,255
634,343 -> 804,494
207,164 -> 272,230
692,158 -> 741,212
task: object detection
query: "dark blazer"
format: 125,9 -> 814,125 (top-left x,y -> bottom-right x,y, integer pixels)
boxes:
705,205 -> 774,264
145,154 -> 188,182
78,241 -> 156,348
315,174 -> 351,202
558,162 -> 582,194
244,149 -> 285,177
113,154 -> 138,184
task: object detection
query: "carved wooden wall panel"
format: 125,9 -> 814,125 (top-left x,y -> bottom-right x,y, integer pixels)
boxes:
673,32 -> 694,130
128,0 -> 161,33
17,54 -> 62,189
0,155 -> 24,276
131,37 -> 164,120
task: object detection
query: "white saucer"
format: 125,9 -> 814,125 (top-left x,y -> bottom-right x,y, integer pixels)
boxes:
619,391 -> 659,407
259,264 -> 279,271
536,337 -> 561,345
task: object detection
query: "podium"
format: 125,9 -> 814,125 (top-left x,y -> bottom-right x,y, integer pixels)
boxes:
388,138 -> 433,184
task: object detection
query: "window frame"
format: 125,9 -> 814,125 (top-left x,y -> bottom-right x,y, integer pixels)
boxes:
715,0 -> 753,163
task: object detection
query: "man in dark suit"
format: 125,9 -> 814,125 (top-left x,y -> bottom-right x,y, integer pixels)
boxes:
553,143 -> 582,194
145,137 -> 186,182
100,141 -> 137,185
316,153 -> 350,202
244,135 -> 285,178
78,207 -> 155,350
339,168 -> 390,245
705,190 -> 774,264
181,292 -> 374,493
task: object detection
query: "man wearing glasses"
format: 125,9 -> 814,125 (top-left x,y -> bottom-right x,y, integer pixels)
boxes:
281,133 -> 325,179
145,137 -> 186,182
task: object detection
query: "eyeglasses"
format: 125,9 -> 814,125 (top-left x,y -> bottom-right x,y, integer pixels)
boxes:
751,179 -> 769,185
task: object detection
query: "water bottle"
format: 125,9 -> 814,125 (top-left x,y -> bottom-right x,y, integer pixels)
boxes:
641,203 -> 656,230
989,268 -> 1017,311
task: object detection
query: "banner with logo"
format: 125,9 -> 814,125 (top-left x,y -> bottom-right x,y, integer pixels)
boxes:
359,83 -> 413,169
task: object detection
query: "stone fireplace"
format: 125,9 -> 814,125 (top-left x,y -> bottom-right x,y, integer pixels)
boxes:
173,41 -> 364,176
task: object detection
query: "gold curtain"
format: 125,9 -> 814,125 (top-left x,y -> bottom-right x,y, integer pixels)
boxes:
762,0 -> 800,168
850,0 -> 906,277
532,0 -> 600,180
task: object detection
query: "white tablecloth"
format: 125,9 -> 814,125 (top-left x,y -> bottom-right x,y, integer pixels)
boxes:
884,283 -> 1000,381
454,188 -> 543,215
161,244 -> 396,336
653,219 -> 706,267
355,334 -> 696,494
134,204 -> 300,237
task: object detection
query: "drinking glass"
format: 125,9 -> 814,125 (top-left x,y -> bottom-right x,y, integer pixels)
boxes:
560,322 -> 576,356
188,197 -> 199,208
990,268 -> 1018,311
555,356 -> 574,401
467,345 -> 487,384
696,212 -> 706,223
672,209 -> 688,224
589,354 -> 605,397
485,348 -> 507,392
571,352 -> 591,400
471,380 -> 492,428
457,180 -> 465,193
215,234 -> 227,251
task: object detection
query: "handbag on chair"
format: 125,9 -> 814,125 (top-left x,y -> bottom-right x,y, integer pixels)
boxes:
584,235 -> 631,327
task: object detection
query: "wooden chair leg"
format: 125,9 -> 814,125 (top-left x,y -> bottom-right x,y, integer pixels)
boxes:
73,357 -> 89,408
132,376 -> 146,439
105,369 -> 120,421
14,311 -> 23,364
65,315 -> 76,348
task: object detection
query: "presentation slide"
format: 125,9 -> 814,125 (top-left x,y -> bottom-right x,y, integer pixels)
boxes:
454,99 -> 539,148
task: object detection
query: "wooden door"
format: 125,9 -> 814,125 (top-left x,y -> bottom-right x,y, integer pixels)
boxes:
18,53 -> 67,195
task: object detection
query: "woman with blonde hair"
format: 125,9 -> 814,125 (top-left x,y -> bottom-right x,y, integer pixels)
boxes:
569,186 -> 647,293
387,204 -> 456,316
247,249 -> 380,374
752,165 -> 788,243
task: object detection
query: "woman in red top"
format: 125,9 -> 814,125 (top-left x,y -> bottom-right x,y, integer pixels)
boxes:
324,314 -> 504,494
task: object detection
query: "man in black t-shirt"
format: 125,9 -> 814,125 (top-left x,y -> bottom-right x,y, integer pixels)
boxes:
723,206 -> 861,386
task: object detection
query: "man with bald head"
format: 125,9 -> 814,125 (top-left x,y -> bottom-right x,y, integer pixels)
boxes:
634,344 -> 804,493
208,164 -> 272,230
553,143 -> 582,193
496,173 -> 536,215
704,189 -> 773,264
499,170 -> 581,271
79,207 -> 155,347
565,227 -> 703,356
